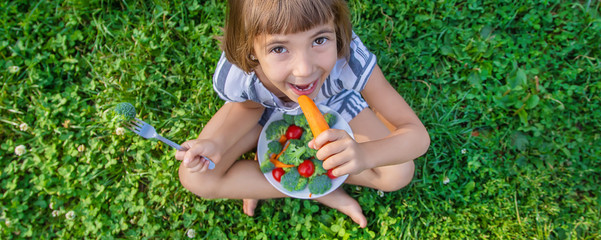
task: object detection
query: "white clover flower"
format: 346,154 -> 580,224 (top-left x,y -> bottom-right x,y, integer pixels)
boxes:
115,127 -> 125,135
65,210 -> 75,220
443,176 -> 450,185
186,229 -> 196,238
49,202 -> 54,210
19,123 -> 29,131
377,190 -> 385,197
461,149 -> 467,154
77,144 -> 85,152
15,145 -> 26,156
52,210 -> 60,217
8,66 -> 20,74
4,218 -> 10,227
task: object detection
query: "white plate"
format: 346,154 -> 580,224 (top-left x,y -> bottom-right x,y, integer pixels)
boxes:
257,105 -> 351,199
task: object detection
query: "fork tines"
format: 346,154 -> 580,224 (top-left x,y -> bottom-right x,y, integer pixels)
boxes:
127,118 -> 142,133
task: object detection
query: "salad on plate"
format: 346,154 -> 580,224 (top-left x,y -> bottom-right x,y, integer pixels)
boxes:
257,105 -> 351,199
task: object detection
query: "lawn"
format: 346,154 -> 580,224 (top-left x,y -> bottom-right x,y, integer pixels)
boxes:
1,0 -> 600,239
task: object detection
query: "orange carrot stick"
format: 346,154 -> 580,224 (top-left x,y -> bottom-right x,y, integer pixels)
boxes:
269,153 -> 294,168
269,140 -> 294,168
298,95 -> 329,138
278,135 -> 287,145
276,140 -> 291,160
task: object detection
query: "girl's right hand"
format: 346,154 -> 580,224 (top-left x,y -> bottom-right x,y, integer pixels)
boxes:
175,139 -> 220,173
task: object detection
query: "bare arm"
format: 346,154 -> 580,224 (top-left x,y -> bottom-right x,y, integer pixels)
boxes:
176,100 -> 265,171
313,64 -> 430,175
359,65 -> 430,167
198,100 -> 265,151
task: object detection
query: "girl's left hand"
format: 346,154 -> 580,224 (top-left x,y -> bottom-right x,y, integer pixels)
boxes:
309,129 -> 369,177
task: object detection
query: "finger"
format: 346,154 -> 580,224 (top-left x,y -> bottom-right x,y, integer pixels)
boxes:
188,162 -> 206,173
315,136 -> 352,162
183,143 -> 209,164
175,140 -> 197,161
195,159 -> 211,173
199,158 -> 210,172
184,156 -> 201,169
320,151 -> 348,170
313,129 -> 348,149
324,156 -> 357,176
180,139 -> 197,150
331,161 -> 359,176
175,149 -> 186,161
187,157 -> 208,173
308,139 -> 317,150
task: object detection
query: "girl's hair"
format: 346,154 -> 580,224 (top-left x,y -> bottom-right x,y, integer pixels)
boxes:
222,0 -> 352,73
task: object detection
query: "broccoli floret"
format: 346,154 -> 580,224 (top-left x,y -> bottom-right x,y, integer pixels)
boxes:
311,159 -> 327,176
279,139 -> 306,166
281,168 -> 308,191
293,114 -> 309,129
280,168 -> 301,191
259,160 -> 275,173
283,113 -> 296,125
267,141 -> 283,155
302,145 -> 317,160
300,127 -> 314,143
265,119 -> 288,141
113,102 -> 136,121
324,113 -> 337,127
299,127 -> 316,160
294,177 -> 308,191
308,175 -> 332,195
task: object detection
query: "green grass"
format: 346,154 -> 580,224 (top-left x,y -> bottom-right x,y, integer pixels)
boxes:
1,0 -> 600,238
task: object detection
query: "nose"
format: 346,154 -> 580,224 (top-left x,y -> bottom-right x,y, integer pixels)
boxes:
292,51 -> 313,78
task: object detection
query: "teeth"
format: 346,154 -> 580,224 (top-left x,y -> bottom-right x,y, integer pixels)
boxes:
294,82 -> 314,91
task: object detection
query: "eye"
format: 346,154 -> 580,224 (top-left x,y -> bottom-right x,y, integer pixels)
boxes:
313,37 -> 329,46
270,46 -> 287,54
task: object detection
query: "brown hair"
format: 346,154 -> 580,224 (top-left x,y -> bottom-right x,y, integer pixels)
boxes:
222,0 -> 352,73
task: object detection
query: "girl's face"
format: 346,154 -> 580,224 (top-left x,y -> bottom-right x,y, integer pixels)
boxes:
252,22 -> 338,102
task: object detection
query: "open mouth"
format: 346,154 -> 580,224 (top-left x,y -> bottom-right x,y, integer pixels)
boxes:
289,81 -> 318,96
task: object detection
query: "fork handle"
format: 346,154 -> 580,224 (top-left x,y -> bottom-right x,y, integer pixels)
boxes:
156,135 -> 216,170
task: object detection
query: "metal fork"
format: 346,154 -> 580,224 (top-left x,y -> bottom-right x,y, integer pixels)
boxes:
127,117 -> 215,169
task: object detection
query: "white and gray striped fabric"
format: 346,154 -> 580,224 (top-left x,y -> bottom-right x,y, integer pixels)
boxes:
212,32 -> 377,124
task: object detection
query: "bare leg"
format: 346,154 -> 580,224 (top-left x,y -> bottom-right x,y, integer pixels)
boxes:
179,123 -> 365,223
178,124 -> 286,199
314,188 -> 367,228
243,199 -> 259,216
345,107 -> 416,191
178,103 -> 368,225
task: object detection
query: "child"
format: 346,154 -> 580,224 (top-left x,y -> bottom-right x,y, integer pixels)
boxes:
175,0 -> 430,228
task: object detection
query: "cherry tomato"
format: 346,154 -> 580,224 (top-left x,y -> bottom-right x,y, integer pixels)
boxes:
285,125 -> 303,140
298,160 -> 315,178
327,168 -> 337,179
272,168 -> 285,182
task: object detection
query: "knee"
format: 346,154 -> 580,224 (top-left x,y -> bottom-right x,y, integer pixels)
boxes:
376,161 -> 415,192
178,163 -> 219,199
